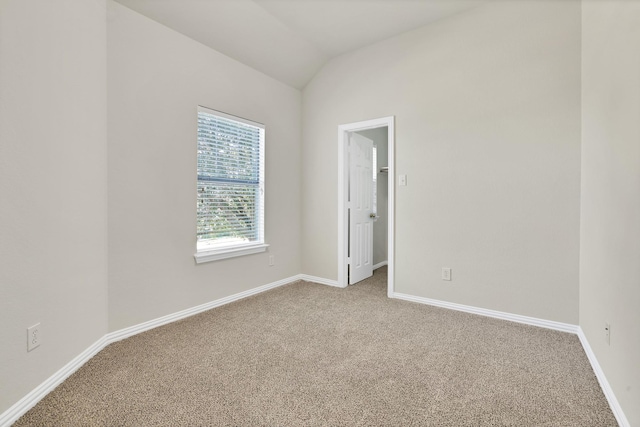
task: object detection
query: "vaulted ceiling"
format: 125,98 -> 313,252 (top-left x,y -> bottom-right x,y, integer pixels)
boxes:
114,0 -> 486,89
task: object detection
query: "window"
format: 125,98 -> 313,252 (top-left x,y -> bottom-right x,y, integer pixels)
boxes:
194,106 -> 267,263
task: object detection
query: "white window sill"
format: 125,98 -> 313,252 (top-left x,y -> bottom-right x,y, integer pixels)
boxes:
194,243 -> 269,264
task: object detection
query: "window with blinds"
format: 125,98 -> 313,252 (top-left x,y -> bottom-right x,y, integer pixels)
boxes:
196,106 -> 266,259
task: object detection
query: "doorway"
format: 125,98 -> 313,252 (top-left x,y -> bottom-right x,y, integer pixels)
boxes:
338,116 -> 395,297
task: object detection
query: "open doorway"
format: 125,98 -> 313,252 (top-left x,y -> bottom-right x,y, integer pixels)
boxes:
338,117 -> 395,297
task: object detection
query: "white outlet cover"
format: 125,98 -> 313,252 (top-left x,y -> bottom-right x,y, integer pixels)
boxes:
442,268 -> 452,281
27,323 -> 41,352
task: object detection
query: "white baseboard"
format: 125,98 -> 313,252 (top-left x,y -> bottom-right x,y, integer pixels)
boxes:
0,274 -> 301,427
577,327 -> 630,427
391,292 -> 578,333
391,292 -> 630,425
373,261 -> 388,270
298,274 -> 342,288
3,279 -> 628,427
0,336 -> 109,427
107,275 -> 299,343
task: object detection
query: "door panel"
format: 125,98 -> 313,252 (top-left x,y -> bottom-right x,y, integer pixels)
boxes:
349,132 -> 374,285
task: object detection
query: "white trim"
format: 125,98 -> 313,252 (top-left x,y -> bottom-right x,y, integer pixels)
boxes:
391,292 -> 578,333
0,274 -> 300,427
386,119 -> 395,299
106,273 -> 294,343
298,274 -> 343,288
194,243 -> 269,264
338,116 -> 395,296
2,277 -> 629,427
373,261 -> 388,270
577,327 -> 630,427
0,336 -> 110,427
391,292 -> 629,423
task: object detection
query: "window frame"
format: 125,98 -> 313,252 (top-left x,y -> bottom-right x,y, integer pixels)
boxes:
194,106 -> 268,264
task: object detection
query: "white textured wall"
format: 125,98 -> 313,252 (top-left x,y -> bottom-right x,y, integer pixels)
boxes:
580,2 -> 640,425
302,0 -> 581,323
0,0 -> 108,414
107,2 -> 302,331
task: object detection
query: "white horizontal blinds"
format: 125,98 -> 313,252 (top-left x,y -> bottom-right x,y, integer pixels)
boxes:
197,107 -> 264,247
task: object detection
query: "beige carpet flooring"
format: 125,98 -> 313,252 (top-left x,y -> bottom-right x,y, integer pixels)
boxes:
15,267 -> 617,426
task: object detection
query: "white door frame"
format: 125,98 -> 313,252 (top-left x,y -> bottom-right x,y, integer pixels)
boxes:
338,116 -> 395,297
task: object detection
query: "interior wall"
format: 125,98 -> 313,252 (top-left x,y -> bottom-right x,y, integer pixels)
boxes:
302,0 -> 581,323
107,1 -> 302,331
357,128 -> 389,266
580,1 -> 640,424
0,0 -> 108,414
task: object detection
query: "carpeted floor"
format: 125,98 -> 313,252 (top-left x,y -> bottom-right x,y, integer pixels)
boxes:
15,267 -> 617,426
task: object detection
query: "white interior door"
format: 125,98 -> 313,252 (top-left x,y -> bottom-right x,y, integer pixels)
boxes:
348,132 -> 374,285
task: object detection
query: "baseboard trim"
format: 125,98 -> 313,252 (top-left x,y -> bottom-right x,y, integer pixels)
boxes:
298,274 -> 342,288
391,292 -> 579,334
3,279 -> 627,427
373,261 -> 388,270
392,292 -> 629,424
107,275 -> 299,343
577,327 -> 630,427
0,274 -> 301,427
0,336 -> 109,427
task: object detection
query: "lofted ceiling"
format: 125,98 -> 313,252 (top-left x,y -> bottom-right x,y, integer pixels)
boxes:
114,0 -> 486,89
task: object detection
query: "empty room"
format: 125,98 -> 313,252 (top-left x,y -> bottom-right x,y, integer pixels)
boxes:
1,0 -> 638,425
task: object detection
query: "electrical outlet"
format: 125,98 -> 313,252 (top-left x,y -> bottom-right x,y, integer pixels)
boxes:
27,323 -> 41,352
399,174 -> 407,186
269,255 -> 275,266
604,322 -> 610,345
442,268 -> 452,281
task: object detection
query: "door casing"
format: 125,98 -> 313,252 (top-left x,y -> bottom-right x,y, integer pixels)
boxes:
338,116 -> 395,297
